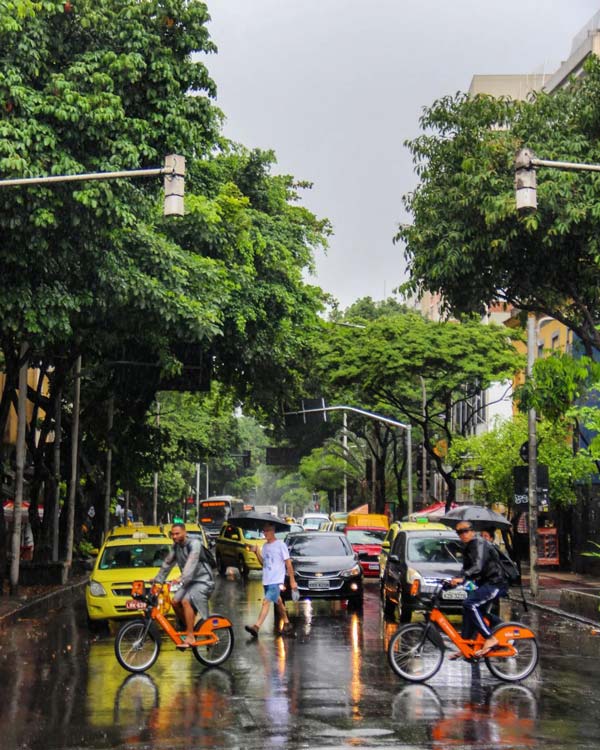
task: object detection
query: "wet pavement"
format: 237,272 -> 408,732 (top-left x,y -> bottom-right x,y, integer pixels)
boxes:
1,576 -> 600,749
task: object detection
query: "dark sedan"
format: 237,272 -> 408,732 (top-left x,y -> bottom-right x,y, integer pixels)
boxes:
281,531 -> 363,608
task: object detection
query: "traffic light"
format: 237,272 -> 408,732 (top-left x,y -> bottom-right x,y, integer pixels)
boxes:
163,154 -> 186,216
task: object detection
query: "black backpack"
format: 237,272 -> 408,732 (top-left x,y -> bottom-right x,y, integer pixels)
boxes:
200,542 -> 217,570
498,548 -> 521,586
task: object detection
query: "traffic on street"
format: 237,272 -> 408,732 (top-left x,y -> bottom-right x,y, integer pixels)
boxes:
2,573 -> 600,749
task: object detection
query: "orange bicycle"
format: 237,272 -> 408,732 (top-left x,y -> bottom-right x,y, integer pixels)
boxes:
387,580 -> 538,683
114,580 -> 234,673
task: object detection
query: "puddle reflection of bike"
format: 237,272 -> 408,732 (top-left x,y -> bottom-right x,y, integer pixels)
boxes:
388,581 -> 538,682
114,673 -> 159,724
114,580 -> 234,673
393,682 -> 537,748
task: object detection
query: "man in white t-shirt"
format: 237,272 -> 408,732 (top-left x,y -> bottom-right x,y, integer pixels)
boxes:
245,522 -> 298,638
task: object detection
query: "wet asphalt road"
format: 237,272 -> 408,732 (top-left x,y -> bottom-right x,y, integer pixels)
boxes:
1,576 -> 600,750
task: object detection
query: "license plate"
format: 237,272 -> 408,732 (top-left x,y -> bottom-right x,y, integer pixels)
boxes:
368,563 -> 379,570
125,599 -> 147,610
442,589 -> 467,601
308,579 -> 330,589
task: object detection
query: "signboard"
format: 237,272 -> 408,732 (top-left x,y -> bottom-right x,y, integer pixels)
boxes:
513,464 -> 549,511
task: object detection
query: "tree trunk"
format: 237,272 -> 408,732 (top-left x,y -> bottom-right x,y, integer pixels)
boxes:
52,386 -> 62,561
103,396 -> 114,542
65,356 -> 81,568
10,344 -> 29,595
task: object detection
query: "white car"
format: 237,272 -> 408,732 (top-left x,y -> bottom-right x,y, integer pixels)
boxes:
300,512 -> 330,531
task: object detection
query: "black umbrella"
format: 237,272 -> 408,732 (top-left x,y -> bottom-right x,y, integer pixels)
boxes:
440,505 -> 511,531
232,511 -> 291,532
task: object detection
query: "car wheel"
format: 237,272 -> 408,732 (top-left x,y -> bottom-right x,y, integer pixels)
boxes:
238,555 -> 249,579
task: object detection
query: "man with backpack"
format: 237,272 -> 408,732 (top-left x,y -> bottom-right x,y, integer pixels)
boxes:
154,522 -> 215,648
450,521 -> 509,657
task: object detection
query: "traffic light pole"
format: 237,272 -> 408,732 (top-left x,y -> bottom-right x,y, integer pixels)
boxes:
0,154 -> 186,215
284,404 -> 413,515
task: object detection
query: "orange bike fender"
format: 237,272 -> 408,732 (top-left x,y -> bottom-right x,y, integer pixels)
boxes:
494,622 -> 536,643
198,613 -> 232,632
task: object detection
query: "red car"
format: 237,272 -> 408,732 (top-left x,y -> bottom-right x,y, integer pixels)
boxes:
344,526 -> 387,577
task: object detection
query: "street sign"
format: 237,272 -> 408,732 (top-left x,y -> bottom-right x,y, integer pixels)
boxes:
513,464 -> 549,511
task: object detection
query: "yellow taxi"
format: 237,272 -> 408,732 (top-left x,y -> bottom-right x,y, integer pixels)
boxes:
214,521 -> 299,578
86,531 -> 178,626
105,523 -> 170,541
378,519 -> 445,580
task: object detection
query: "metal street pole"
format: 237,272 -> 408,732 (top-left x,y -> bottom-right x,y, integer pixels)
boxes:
195,462 -> 201,519
419,376 -> 428,507
284,404 -> 413,514
342,410 -> 348,513
152,400 -> 160,525
527,314 -> 539,598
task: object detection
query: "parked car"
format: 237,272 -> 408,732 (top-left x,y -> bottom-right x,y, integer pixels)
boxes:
85,533 -> 178,626
280,531 -> 363,608
380,525 -> 465,622
300,512 -> 330,531
344,525 -> 387,577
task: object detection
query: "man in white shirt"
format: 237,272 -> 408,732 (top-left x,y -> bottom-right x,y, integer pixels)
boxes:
244,522 -> 298,638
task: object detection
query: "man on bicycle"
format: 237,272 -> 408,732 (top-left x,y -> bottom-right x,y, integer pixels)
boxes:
154,522 -> 215,648
451,522 -> 508,657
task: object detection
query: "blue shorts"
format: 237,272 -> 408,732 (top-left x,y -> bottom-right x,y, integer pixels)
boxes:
263,583 -> 282,603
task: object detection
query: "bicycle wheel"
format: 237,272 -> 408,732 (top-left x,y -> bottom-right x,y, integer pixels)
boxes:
485,637 -> 538,682
193,626 -> 234,667
115,620 -> 161,673
387,623 -> 444,682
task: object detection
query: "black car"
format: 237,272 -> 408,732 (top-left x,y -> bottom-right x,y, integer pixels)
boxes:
381,527 -> 465,622
281,531 -> 363,608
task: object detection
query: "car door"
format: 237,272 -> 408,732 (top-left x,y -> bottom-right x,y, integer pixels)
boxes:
384,531 -> 405,603
221,524 -> 243,566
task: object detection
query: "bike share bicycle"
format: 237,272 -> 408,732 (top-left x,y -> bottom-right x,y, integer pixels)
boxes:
114,580 -> 234,673
387,580 -> 538,683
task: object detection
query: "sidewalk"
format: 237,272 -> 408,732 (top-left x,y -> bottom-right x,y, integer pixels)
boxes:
0,575 -> 88,625
520,567 -> 600,625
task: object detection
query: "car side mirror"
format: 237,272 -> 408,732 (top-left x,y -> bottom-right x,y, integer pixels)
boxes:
353,552 -> 359,561
388,554 -> 400,564
381,541 -> 390,550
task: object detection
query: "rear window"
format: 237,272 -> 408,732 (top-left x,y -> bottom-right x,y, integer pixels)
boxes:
406,537 -> 463,564
99,544 -> 170,569
287,535 -> 351,557
346,529 -> 386,545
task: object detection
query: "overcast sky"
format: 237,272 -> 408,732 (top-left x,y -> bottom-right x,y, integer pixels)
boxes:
204,1 -> 600,309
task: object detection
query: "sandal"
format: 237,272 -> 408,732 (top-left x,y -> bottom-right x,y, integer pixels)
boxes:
244,625 -> 259,639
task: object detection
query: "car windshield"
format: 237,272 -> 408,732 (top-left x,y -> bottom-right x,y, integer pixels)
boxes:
99,544 -> 170,569
302,518 -> 326,529
287,535 -> 350,557
346,529 -> 387,544
238,527 -> 263,540
406,537 -> 463,564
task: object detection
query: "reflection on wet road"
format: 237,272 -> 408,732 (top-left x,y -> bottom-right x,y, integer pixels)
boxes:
1,575 -> 600,748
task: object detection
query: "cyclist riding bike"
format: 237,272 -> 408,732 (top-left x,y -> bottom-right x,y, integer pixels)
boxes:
154,522 -> 215,648
450,522 -> 508,658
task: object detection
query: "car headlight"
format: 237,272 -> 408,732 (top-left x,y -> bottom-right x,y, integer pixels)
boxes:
88,580 -> 107,597
341,564 -> 361,578
406,568 -> 423,585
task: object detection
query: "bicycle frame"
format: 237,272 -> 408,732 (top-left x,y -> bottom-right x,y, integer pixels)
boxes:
132,581 -> 232,647
421,585 -> 535,661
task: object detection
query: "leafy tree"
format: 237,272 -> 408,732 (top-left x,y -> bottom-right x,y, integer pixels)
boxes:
0,1 -> 330,572
449,414 -> 595,510
319,311 -> 524,506
398,56 -> 600,355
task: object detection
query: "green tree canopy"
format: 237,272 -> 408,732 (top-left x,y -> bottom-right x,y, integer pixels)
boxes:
398,56 -> 600,354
